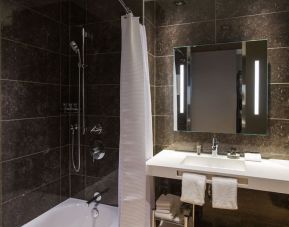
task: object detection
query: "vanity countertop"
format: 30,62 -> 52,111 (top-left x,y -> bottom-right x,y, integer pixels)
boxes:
146,150 -> 289,194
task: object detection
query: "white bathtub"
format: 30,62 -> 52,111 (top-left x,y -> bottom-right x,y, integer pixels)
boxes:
22,198 -> 118,227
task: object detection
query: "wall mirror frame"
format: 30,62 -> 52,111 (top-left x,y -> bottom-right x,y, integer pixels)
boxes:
173,40 -> 268,135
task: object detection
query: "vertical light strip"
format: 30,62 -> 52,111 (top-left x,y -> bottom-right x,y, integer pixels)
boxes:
180,64 -> 185,114
254,60 -> 260,115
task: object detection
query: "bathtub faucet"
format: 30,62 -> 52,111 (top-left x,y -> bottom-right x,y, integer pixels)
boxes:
87,188 -> 109,206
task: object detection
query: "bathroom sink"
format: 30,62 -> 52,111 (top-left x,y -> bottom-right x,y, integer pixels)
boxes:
181,155 -> 246,172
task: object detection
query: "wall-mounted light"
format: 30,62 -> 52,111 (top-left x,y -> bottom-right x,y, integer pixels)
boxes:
254,60 -> 260,115
180,64 -> 185,114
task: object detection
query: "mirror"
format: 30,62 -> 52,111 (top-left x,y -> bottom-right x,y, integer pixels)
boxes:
174,40 -> 268,135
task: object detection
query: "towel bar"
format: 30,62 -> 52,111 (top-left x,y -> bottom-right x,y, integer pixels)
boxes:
176,170 -> 248,186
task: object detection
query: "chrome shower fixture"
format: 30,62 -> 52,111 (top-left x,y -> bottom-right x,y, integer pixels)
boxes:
174,0 -> 186,6
70,41 -> 80,53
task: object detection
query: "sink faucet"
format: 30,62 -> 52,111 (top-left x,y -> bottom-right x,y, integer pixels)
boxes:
212,136 -> 219,156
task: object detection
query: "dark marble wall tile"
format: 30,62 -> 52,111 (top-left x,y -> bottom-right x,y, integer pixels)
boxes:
61,115 -> 69,146
145,0 -> 156,26
70,0 -> 86,26
151,86 -> 155,116
61,145 -> 70,176
69,55 -> 80,86
268,48 -> 289,83
1,39 -> 61,84
2,180 -> 60,227
216,0 -> 289,19
70,174 -> 85,200
2,118 -> 47,161
86,85 -> 120,116
1,2 -> 60,52
148,54 -> 155,86
61,55 -> 70,85
216,12 -> 289,48
60,175 -> 70,201
86,0 -> 122,23
86,53 -> 121,85
60,0 -> 70,25
60,24 -> 69,55
155,115 -> 174,146
11,0 -> 62,22
2,148 -> 60,202
156,21 -> 215,56
146,20 -> 156,55
270,84 -> 289,119
47,85 -> 61,116
155,56 -> 173,86
1,81 -> 47,120
155,86 -> 173,115
156,0 -> 215,26
86,20 -> 121,54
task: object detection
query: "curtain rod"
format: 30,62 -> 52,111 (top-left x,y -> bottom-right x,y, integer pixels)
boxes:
118,0 -> 132,14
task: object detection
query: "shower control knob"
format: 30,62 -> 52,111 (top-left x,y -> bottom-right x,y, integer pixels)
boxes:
91,124 -> 103,135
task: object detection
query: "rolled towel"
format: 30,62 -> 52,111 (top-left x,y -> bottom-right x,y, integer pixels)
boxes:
212,177 -> 238,210
181,173 -> 206,206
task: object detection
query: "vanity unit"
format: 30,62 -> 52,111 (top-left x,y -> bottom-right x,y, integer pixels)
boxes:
146,149 -> 289,194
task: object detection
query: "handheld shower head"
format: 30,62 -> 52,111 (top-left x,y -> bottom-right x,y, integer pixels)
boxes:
70,41 -> 79,53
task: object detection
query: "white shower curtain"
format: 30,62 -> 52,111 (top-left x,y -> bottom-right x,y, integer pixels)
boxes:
118,13 -> 153,227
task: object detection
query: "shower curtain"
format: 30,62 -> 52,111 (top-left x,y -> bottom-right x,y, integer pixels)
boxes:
119,13 -> 153,227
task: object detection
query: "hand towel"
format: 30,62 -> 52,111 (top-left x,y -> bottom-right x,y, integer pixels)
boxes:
212,177 -> 238,210
180,173 -> 206,206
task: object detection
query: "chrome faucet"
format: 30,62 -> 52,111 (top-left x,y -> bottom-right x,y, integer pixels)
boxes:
212,136 -> 219,156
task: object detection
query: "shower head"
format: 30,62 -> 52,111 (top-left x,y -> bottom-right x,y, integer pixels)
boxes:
70,41 -> 79,53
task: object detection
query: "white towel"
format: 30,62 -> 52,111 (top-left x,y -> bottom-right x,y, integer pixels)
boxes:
155,212 -> 183,224
156,194 -> 179,211
155,209 -> 170,214
180,173 -> 206,206
212,177 -> 238,210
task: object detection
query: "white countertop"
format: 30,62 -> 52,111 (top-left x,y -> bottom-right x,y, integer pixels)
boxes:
146,150 -> 289,194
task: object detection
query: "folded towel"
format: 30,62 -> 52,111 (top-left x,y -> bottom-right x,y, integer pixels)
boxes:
156,194 -> 179,211
155,209 -> 171,214
212,177 -> 238,210
244,153 -> 262,162
155,211 -> 183,224
181,173 -> 206,206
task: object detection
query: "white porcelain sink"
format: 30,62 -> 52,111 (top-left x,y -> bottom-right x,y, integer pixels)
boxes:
181,155 -> 246,172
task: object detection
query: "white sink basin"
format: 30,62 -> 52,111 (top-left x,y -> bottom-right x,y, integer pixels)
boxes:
181,155 -> 246,172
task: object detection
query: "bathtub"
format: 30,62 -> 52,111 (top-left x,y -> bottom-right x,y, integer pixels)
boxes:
22,198 -> 118,227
